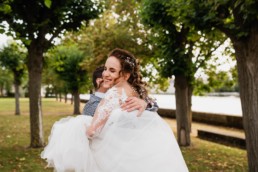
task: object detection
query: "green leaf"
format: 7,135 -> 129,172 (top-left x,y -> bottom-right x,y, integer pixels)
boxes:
0,27 -> 4,34
0,4 -> 12,14
44,0 -> 52,8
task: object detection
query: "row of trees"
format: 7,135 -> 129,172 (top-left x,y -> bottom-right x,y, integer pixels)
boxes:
141,0 -> 228,146
45,43 -> 92,114
0,67 -> 13,96
140,0 -> 258,170
0,43 -> 27,115
0,41 -> 91,116
0,0 -> 103,148
1,0 -> 257,171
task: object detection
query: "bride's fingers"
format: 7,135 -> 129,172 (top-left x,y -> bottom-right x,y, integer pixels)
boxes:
121,98 -> 133,108
121,100 -> 136,110
124,102 -> 137,110
123,98 -> 135,106
137,105 -> 145,116
126,104 -> 141,112
125,97 -> 135,102
137,109 -> 144,117
121,97 -> 146,113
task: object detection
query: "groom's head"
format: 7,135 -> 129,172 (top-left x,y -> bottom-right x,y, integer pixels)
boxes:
92,66 -> 104,90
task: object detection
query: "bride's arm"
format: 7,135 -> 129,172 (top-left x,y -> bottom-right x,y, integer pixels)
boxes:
86,88 -> 119,138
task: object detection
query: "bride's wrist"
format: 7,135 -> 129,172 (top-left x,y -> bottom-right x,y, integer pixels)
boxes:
86,128 -> 95,138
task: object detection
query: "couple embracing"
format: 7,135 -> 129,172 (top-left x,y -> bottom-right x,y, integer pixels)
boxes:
41,48 -> 189,172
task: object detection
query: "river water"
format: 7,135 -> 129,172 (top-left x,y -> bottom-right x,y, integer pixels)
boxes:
80,94 -> 242,117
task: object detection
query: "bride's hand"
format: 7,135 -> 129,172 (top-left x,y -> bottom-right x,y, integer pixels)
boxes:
121,97 -> 147,117
86,127 -> 95,139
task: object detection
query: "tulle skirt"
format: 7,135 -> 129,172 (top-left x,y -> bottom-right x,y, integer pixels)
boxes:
41,109 -> 188,172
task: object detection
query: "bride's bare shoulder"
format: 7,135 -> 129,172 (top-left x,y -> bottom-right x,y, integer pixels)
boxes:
113,82 -> 127,93
114,82 -> 138,97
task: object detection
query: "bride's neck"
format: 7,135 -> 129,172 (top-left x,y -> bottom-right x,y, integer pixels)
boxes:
114,80 -> 128,88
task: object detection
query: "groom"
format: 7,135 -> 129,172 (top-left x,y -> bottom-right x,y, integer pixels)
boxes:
82,66 -> 158,116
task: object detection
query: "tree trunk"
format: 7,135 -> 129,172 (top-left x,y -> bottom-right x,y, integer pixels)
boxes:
71,95 -> 74,105
65,94 -> 67,103
55,90 -> 58,101
232,28 -> 258,171
187,85 -> 193,132
59,93 -> 62,102
0,86 -> 3,96
73,90 -> 80,115
27,43 -> 44,148
14,82 -> 20,115
174,75 -> 191,146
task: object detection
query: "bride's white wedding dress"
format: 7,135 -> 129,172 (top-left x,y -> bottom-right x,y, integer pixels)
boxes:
41,87 -> 188,172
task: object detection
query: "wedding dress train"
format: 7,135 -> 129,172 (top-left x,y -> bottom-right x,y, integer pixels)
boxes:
41,87 -> 188,172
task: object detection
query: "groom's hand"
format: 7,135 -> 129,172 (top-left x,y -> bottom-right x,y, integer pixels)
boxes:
121,97 -> 147,116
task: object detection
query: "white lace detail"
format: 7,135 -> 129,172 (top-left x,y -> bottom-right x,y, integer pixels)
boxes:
120,89 -> 127,103
90,87 -> 127,136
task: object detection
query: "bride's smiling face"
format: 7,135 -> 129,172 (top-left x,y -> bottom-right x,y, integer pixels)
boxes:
102,56 -> 123,88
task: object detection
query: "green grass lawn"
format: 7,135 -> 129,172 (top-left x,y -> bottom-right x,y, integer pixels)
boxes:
0,98 -> 248,172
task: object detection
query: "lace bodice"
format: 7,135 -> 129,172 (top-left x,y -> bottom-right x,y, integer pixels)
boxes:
88,87 -> 127,137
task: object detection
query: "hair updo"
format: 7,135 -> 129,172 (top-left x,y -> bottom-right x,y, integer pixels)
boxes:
108,48 -> 148,100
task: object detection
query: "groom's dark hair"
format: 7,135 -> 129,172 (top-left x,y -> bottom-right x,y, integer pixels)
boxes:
92,66 -> 104,89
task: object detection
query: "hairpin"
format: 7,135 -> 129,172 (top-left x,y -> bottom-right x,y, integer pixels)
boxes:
125,56 -> 135,68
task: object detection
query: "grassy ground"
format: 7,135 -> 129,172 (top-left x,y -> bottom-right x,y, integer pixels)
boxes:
0,98 -> 248,172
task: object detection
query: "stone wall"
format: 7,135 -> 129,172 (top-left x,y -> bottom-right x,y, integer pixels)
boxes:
158,108 -> 243,129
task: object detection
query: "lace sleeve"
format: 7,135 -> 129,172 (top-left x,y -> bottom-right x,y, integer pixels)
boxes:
87,87 -> 126,138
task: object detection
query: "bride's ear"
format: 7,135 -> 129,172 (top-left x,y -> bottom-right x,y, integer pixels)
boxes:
124,73 -> 131,81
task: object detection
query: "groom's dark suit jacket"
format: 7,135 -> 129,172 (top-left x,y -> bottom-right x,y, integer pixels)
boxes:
82,94 -> 102,116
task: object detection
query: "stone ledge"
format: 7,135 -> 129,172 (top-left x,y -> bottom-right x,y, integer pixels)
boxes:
197,129 -> 246,149
158,108 -> 243,129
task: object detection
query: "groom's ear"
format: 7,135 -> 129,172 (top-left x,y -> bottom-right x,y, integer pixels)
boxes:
96,78 -> 103,88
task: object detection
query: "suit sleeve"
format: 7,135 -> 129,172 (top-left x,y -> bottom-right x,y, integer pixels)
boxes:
82,95 -> 101,116
145,96 -> 159,112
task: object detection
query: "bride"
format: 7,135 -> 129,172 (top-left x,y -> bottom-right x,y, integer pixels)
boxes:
41,48 -> 189,172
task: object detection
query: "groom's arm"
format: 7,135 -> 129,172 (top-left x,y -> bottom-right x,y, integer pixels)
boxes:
145,96 -> 159,112
82,95 -> 101,116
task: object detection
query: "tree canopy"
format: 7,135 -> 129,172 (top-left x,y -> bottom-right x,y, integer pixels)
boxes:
157,0 -> 258,170
0,0 -> 104,147
140,0 -> 227,146
0,42 -> 27,114
69,0 -> 170,92
48,44 -> 90,93
0,42 -> 26,85
0,0 -> 103,49
46,43 -> 90,114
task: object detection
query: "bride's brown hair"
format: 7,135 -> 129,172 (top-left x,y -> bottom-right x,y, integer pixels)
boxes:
108,48 -> 148,100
